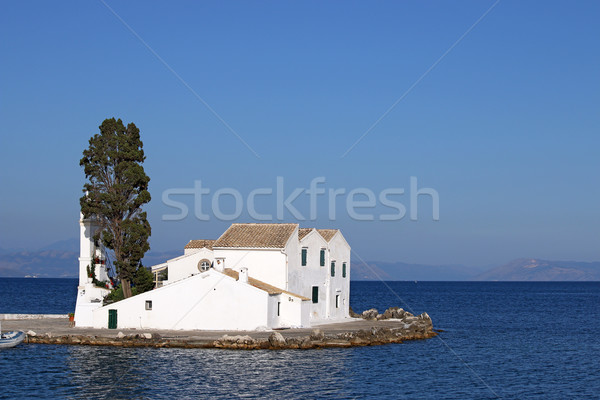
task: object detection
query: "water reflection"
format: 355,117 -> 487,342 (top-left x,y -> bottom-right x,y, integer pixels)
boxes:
66,346 -> 153,398
64,346 -> 355,399
2,282 -> 598,399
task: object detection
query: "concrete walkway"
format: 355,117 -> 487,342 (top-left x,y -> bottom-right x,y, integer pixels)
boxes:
1,316 -> 413,341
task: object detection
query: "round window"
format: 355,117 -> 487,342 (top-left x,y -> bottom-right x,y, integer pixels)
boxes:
198,259 -> 211,272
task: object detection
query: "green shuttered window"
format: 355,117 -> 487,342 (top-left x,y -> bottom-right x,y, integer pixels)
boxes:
331,261 -> 335,277
320,249 -> 325,266
301,248 -> 307,266
312,286 -> 319,303
342,262 -> 347,278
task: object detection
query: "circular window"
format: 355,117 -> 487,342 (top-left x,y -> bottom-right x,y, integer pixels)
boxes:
198,259 -> 212,272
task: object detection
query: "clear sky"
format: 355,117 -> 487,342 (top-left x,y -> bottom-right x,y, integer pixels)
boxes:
1,1 -> 598,266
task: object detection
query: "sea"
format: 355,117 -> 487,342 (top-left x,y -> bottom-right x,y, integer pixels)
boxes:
0,278 -> 598,399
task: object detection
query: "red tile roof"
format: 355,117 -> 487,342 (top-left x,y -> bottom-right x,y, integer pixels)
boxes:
184,240 -> 216,250
317,229 -> 338,242
298,228 -> 313,241
214,223 -> 298,248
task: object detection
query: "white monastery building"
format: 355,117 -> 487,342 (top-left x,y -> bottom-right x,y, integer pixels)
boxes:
75,216 -> 351,331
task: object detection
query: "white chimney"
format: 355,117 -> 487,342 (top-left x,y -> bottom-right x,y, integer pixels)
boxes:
215,257 -> 225,272
239,267 -> 248,283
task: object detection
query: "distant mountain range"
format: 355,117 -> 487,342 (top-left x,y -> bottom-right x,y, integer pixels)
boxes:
350,261 -> 489,281
0,239 -> 598,281
0,241 -> 183,278
472,258 -> 600,281
0,250 -> 79,278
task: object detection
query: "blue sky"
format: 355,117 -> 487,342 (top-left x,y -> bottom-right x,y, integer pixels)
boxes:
1,1 -> 598,266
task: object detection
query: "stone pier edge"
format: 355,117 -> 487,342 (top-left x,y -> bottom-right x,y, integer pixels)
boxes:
24,330 -> 438,350
5,308 -> 437,350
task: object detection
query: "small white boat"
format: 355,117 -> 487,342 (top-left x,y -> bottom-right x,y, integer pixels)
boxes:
0,330 -> 26,348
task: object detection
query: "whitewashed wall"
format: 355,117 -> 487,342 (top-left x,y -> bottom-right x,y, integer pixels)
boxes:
78,216 -> 98,286
277,293 -> 310,328
92,270 -> 271,331
283,227 -> 301,290
74,283 -> 111,327
289,230 -> 329,321
326,232 -> 351,320
164,248 -> 214,283
213,248 -> 287,289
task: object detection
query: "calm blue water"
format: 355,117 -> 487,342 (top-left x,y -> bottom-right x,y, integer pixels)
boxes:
0,278 -> 78,314
1,279 -> 599,399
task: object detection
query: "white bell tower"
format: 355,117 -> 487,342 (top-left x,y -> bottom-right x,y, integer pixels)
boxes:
78,212 -> 97,286
74,211 -> 112,327
78,212 -> 111,285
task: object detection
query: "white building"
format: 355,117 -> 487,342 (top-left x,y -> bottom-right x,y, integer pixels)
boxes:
74,220 -> 351,331
151,239 -> 216,286
73,214 -> 112,327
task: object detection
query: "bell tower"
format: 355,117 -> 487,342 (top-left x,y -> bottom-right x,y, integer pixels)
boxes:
79,212 -> 98,286
78,211 -> 111,286
74,211 -> 111,327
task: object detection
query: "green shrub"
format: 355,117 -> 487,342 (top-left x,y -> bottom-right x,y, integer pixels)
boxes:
134,266 -> 154,294
103,266 -> 153,305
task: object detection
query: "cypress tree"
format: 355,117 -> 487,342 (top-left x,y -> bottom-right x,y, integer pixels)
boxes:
80,118 -> 151,299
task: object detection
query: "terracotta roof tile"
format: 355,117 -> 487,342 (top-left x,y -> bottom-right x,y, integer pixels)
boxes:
214,223 -> 298,248
184,239 -> 216,250
223,268 -> 310,301
298,228 -> 313,241
317,229 -> 338,242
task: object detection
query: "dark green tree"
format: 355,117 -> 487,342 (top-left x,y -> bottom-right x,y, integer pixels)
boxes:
134,265 -> 155,294
80,118 -> 151,299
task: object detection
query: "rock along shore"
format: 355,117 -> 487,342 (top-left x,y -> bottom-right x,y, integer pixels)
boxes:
3,307 -> 437,350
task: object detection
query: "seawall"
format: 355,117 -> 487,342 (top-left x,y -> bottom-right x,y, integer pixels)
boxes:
1,308 -> 437,350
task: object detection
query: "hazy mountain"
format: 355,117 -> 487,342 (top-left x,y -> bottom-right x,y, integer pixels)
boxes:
0,250 -> 79,278
0,247 -> 182,278
351,261 -> 487,281
0,238 -> 83,277
473,258 -> 600,281
0,246 -> 27,254
38,238 -> 79,253
349,262 -> 393,280
2,239 -> 598,281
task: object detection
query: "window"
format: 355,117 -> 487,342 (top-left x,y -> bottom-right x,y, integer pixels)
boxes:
342,262 -> 347,278
312,286 -> 319,303
301,248 -> 307,266
320,249 -> 325,266
198,259 -> 211,272
331,261 -> 335,277
145,300 -> 152,310
336,295 -> 340,308
277,302 -> 281,316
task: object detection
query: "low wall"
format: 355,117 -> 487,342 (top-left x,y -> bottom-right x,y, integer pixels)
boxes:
0,314 -> 68,320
